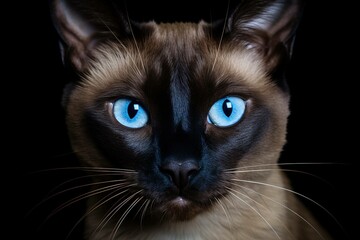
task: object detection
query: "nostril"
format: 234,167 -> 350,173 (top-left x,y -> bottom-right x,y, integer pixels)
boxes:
179,161 -> 200,184
161,162 -> 180,186
160,161 -> 200,189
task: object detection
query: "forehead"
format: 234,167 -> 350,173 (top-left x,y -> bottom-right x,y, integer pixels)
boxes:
80,21 -> 271,102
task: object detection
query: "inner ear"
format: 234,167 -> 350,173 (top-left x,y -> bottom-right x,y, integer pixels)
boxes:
50,0 -> 132,73
226,0 -> 303,73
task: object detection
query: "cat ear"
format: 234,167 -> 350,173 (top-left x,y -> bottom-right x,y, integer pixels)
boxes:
50,0 -> 131,72
227,0 -> 303,73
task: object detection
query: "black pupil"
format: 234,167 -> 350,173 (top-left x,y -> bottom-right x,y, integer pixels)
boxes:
128,101 -> 139,119
222,99 -> 233,117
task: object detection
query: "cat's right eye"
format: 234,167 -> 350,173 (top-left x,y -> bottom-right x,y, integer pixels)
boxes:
113,99 -> 148,129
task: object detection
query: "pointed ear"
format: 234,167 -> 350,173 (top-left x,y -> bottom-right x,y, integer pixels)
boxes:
227,0 -> 303,73
50,0 -> 131,72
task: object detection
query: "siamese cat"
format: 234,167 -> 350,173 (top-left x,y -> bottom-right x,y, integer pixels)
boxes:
49,0 -> 333,239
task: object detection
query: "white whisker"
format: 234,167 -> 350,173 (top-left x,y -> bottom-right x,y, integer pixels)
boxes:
111,196 -> 144,240
92,190 -> 142,239
139,199 -> 151,230
99,18 -> 144,76
122,5 -> 146,72
229,181 -> 325,240
44,182 -> 136,224
226,168 -> 332,185
231,178 -> 345,233
226,187 -> 281,239
31,166 -> 137,174
26,171 -> 135,219
223,180 -> 283,230
211,0 -> 231,72
215,195 -> 232,230
159,207 -> 168,224
31,178 -> 131,215
65,187 -> 137,240
226,162 -> 340,171
51,176 -> 129,193
149,199 -> 156,215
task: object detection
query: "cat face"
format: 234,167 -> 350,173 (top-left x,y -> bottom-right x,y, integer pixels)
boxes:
52,0 -> 301,222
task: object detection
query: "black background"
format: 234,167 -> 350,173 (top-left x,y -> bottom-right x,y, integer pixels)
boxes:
11,0 -> 357,239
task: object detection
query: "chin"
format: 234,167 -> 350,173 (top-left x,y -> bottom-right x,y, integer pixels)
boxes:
153,196 -> 212,221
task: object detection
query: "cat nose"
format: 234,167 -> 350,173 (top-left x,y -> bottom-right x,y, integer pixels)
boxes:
161,160 -> 200,190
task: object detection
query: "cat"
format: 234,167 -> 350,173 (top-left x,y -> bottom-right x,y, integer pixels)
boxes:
49,0 -> 333,239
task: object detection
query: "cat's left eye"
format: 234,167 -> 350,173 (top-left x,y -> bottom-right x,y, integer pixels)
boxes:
113,99 -> 148,129
207,96 -> 246,127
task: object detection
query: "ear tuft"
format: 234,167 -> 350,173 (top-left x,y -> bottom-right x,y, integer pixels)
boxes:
50,0 -> 131,73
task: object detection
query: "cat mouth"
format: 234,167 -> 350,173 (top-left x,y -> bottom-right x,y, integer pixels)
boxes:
169,196 -> 191,207
154,195 -> 211,221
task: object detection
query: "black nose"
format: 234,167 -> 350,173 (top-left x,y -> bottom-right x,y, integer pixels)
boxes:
161,160 -> 200,189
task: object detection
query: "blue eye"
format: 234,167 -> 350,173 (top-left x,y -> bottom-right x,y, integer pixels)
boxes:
207,96 -> 246,127
113,99 -> 148,129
